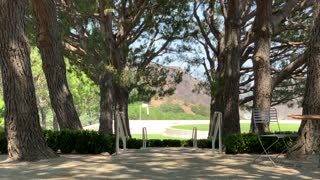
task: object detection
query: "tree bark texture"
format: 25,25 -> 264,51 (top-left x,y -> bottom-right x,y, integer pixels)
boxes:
218,0 -> 242,136
289,0 -> 320,156
251,0 -> 273,133
31,0 -> 82,130
98,74 -> 114,134
0,0 -> 57,161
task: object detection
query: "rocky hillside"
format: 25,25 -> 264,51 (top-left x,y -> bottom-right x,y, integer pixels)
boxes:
150,66 -> 302,120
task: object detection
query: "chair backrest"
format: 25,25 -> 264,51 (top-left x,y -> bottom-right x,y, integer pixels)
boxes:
253,108 -> 281,132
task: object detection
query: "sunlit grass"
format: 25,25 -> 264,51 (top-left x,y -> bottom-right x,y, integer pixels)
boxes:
131,134 -> 187,140
171,123 -> 300,133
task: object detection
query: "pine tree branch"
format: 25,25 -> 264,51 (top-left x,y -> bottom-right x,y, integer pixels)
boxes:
272,53 -> 306,89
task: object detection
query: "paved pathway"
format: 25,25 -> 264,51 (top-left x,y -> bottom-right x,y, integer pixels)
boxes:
1,148 -> 318,179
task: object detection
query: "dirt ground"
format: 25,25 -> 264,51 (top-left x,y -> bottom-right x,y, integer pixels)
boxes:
0,148 -> 319,180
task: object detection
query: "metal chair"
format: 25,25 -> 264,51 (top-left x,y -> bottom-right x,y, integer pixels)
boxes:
252,108 -> 298,165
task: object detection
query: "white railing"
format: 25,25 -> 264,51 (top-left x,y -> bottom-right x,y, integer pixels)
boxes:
211,111 -> 222,153
141,127 -> 147,149
115,111 -> 129,155
192,127 -> 197,148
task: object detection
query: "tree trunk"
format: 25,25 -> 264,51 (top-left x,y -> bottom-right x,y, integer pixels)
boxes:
208,96 -> 217,137
289,1 -> 320,156
218,0 -> 242,137
39,96 -> 47,129
114,84 -> 131,137
31,0 -> 82,130
0,0 -> 57,161
98,74 -> 114,134
251,0 -> 273,133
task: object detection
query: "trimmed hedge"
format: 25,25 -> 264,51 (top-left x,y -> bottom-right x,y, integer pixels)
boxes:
0,131 -> 7,154
123,138 -> 214,149
44,130 -> 114,154
224,132 -> 297,154
0,130 -> 114,155
0,130 -> 297,155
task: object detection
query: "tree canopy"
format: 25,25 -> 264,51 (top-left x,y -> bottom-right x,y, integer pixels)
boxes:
0,0 -> 319,160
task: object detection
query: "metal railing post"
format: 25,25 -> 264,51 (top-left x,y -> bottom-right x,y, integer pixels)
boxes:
212,112 -> 222,153
141,127 -> 147,149
192,127 -> 197,148
115,112 -> 120,155
115,111 -> 129,155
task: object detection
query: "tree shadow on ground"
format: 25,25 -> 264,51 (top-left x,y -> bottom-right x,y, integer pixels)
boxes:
0,148 -> 319,179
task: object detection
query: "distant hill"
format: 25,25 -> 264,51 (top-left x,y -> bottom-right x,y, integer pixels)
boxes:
150,66 -> 302,120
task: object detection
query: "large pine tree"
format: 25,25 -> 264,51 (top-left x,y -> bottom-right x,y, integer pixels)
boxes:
290,0 -> 320,156
0,0 -> 57,161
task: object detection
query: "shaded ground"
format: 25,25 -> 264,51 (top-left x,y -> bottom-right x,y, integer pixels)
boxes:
0,148 -> 319,179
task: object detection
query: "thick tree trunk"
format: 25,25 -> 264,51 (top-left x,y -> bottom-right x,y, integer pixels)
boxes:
289,1 -> 320,156
251,0 -> 273,133
218,0 -> 242,137
98,74 -> 114,134
96,2 -> 115,134
0,0 -> 57,161
39,96 -> 46,129
31,0 -> 82,130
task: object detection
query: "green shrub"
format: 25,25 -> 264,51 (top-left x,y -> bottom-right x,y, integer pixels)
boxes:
159,104 -> 185,113
75,130 -> 111,154
224,133 -> 297,154
148,139 -> 164,147
58,130 -> 77,153
44,130 -> 60,152
162,139 -> 181,147
197,139 -> 212,148
182,139 -> 193,147
0,130 -> 297,155
127,138 -> 142,149
191,105 -> 210,117
0,130 -> 114,155
0,131 -> 7,154
0,119 -> 4,127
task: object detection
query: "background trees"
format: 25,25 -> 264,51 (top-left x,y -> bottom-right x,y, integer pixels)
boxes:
0,0 -> 319,161
191,0 -> 312,136
57,0 -> 190,135
31,0 -> 82,129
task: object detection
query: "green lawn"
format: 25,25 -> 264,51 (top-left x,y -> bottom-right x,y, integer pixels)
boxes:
171,123 -> 300,133
131,134 -> 187,140
128,102 -> 209,120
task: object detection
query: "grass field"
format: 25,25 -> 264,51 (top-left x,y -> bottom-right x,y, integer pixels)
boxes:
128,102 -> 209,120
172,123 -> 300,133
131,134 -> 187,140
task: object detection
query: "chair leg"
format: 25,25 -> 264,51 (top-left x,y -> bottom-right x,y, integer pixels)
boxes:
253,137 -> 280,166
